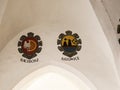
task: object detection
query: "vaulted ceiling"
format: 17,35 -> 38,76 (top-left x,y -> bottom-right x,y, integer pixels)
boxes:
0,0 -> 120,89
102,0 -> 120,30
0,0 -> 120,51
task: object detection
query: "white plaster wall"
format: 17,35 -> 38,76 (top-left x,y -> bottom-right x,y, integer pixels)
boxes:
0,0 -> 120,90
90,0 -> 120,80
102,0 -> 120,30
13,65 -> 96,90
0,0 -> 8,24
0,25 -> 120,90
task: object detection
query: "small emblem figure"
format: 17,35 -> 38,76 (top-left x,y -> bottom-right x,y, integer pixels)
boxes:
57,30 -> 82,57
18,32 -> 42,59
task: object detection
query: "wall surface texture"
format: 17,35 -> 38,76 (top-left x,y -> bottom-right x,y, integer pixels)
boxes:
0,0 -> 120,90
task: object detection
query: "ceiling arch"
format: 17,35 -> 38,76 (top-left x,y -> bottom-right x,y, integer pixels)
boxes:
0,0 -> 120,90
13,65 -> 97,90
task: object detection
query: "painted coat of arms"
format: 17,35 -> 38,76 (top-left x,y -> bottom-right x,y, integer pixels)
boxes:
57,30 -> 82,57
18,32 -> 42,59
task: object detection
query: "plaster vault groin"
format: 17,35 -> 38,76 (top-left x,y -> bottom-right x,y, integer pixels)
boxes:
0,0 -> 120,90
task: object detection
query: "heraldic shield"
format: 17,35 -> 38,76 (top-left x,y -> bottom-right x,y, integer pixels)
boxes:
57,30 -> 82,57
18,32 -> 42,59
